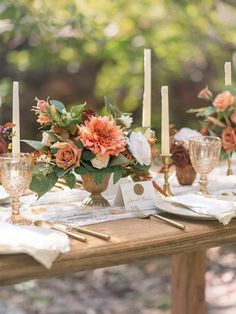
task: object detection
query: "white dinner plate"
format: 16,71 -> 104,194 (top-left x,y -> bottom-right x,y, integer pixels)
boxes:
155,198 -> 225,220
0,186 -> 10,204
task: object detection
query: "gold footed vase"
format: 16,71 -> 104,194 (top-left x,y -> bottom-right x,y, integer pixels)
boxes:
176,164 -> 196,186
81,174 -> 111,208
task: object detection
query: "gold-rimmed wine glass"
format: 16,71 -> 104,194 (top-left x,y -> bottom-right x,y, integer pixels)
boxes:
0,153 -> 34,225
189,136 -> 221,194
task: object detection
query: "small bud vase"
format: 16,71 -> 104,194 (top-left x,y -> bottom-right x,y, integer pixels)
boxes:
81,174 -> 111,207
176,164 -> 196,186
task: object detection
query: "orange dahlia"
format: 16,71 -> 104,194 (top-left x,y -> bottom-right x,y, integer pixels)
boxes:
78,116 -> 126,157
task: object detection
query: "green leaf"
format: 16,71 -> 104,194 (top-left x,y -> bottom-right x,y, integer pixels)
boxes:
81,161 -> 95,171
53,166 -> 70,177
104,95 -> 121,119
74,140 -> 84,149
71,104 -> 85,116
63,173 -> 76,189
74,166 -> 88,175
113,171 -> 123,184
30,172 -> 58,198
21,139 -> 47,151
50,99 -> 66,113
94,171 -> 105,185
82,150 -> 95,161
109,153 -> 130,166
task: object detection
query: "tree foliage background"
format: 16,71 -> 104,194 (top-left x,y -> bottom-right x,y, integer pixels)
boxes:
0,0 -> 236,140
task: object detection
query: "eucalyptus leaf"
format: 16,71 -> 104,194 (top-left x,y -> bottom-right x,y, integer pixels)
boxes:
21,140 -> 47,151
50,99 -> 66,113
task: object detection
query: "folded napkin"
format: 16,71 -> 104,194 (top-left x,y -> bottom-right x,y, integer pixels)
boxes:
165,194 -> 236,225
0,222 -> 70,268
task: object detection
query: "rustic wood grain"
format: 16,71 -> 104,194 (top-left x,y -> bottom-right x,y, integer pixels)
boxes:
171,250 -> 206,314
1,216 -> 236,286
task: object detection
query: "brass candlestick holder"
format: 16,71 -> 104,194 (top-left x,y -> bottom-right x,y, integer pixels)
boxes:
161,155 -> 173,196
227,154 -> 233,176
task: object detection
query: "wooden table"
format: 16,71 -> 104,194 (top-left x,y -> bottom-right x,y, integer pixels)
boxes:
1,216 -> 236,314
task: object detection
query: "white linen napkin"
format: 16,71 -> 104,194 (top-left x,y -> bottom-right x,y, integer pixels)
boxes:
164,194 -> 236,225
0,222 -> 70,268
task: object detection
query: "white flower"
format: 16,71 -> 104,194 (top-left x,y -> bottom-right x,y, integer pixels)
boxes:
119,115 -> 133,128
91,154 -> 110,169
41,132 -> 55,147
36,154 -> 52,164
128,131 -> 151,166
61,109 -> 75,120
174,128 -> 202,149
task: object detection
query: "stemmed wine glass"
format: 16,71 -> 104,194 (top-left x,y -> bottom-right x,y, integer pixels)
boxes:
0,153 -> 34,225
189,136 -> 221,194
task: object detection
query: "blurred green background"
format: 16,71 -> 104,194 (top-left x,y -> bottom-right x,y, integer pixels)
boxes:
0,0 -> 236,141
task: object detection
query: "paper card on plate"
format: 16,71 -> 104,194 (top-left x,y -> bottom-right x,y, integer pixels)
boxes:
114,181 -> 156,211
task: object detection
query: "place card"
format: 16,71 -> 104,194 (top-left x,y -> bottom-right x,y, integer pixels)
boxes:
114,181 -> 156,211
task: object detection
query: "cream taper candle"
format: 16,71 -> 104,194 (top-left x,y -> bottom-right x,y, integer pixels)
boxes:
224,62 -> 232,86
161,86 -> 170,155
142,48 -> 151,128
12,81 -> 20,155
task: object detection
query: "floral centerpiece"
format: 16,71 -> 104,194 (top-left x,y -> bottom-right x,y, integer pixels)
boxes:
24,96 -> 153,206
170,128 -> 200,185
189,86 -> 236,174
189,87 -> 236,155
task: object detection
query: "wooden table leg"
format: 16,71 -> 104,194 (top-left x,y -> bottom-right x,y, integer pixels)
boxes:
171,250 -> 206,314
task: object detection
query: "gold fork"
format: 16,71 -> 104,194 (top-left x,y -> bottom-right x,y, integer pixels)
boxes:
131,205 -> 185,230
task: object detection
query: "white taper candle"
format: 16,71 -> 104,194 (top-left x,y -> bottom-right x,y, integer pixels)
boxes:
161,86 -> 170,155
142,48 -> 151,128
12,81 -> 20,155
224,62 -> 232,86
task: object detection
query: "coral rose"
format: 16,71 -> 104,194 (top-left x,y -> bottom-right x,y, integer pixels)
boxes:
221,127 -> 236,152
231,110 -> 236,124
213,91 -> 234,112
55,144 -> 82,170
198,86 -> 212,100
78,116 -> 126,157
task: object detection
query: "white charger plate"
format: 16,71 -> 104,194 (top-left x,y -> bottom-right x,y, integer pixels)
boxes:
155,198 -> 220,220
0,186 -> 10,204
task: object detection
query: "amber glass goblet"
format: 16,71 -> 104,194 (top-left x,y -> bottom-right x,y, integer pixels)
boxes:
0,153 -> 34,225
189,136 -> 221,194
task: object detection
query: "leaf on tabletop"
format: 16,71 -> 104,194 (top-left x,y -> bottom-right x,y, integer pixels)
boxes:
30,172 -> 58,198
50,99 -> 66,113
63,173 -> 76,189
21,139 -> 47,151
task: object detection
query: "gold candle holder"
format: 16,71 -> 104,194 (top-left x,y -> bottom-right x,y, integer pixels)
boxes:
227,156 -> 233,176
161,155 -> 173,196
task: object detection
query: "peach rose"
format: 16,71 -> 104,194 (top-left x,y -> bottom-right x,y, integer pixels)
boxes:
37,115 -> 51,125
231,110 -> 236,124
221,127 -> 236,152
55,144 -> 82,169
35,98 -> 49,113
213,91 -> 234,112
198,86 -> 212,100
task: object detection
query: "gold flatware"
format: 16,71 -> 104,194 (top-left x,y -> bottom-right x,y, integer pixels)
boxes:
34,220 -> 87,242
131,205 -> 186,230
59,222 -> 110,241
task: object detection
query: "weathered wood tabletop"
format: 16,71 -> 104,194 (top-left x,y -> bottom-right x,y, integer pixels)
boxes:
1,215 -> 236,314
